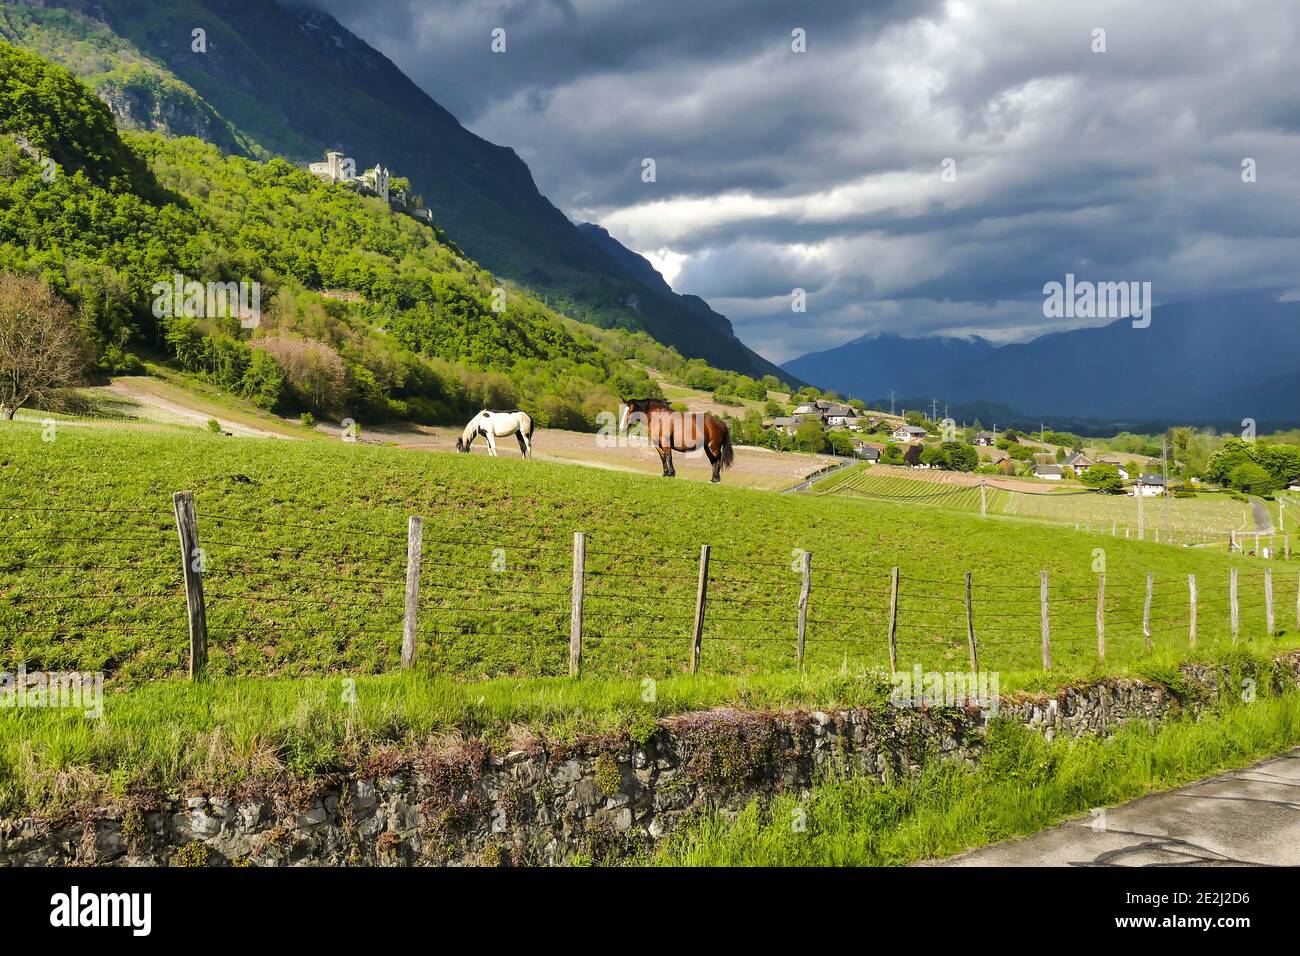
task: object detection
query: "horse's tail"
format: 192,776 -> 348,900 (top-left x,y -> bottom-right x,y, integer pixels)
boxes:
719,421 -> 735,469
526,413 -> 535,440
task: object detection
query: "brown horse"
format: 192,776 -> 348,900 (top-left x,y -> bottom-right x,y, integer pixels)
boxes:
620,398 -> 734,482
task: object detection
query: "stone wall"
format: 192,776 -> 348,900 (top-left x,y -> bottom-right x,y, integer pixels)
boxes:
3,653 -> 1297,867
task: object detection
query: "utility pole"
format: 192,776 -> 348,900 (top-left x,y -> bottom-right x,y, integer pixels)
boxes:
1162,437 -> 1169,498
930,398 -> 939,422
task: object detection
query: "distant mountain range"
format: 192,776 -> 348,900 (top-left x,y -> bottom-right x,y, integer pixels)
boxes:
1,0 -> 791,383
784,294 -> 1300,430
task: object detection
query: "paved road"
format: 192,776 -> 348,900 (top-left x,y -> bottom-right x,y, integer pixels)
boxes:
934,748 -> 1300,866
784,457 -> 856,494
1249,497 -> 1274,533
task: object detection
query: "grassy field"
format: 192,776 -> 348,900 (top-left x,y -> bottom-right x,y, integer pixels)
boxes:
653,688 -> 1300,866
815,463 -> 1259,546
2,420 -> 1297,688
2,420 -> 1300,820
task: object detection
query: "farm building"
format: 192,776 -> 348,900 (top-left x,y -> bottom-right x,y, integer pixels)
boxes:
1033,464 -> 1064,480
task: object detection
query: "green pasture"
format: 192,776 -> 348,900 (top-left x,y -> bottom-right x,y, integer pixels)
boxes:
2,422 -> 1298,685
815,463 -> 1260,546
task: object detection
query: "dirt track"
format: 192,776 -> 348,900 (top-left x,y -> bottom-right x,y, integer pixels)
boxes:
320,421 -> 837,490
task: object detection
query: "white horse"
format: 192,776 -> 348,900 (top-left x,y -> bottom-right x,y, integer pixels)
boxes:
456,409 -> 535,458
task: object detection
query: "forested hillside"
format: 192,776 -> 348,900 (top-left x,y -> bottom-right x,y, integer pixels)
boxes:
0,0 -> 793,383
0,40 -> 692,426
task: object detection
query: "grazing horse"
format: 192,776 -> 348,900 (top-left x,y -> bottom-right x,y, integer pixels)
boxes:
456,409 -> 535,458
620,398 -> 734,482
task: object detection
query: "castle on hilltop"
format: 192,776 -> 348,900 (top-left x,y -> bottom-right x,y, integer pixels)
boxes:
309,150 -> 390,203
308,151 -> 435,226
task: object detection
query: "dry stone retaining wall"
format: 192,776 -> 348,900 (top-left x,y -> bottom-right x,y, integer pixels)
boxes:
3,653 -> 1297,866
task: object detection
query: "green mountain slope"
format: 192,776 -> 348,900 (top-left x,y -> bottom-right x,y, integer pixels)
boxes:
0,39 -> 673,426
11,0 -> 794,384
0,2 -> 262,157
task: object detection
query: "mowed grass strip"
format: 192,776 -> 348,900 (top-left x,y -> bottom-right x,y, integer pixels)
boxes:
1,423 -> 1297,683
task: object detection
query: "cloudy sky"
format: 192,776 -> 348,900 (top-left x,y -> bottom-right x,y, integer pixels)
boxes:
307,0 -> 1300,363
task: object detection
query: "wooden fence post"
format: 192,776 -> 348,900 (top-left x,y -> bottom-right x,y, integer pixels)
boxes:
887,567 -> 899,677
1096,572 -> 1105,660
1136,488 -> 1144,540
796,550 -> 812,672
1230,568 -> 1239,642
570,532 -> 585,677
1143,571 -> 1154,650
1040,570 -> 1051,671
964,571 -> 978,672
1188,574 -> 1197,648
172,491 -> 207,680
400,515 -> 423,669
979,481 -> 987,518
1264,567 -> 1274,636
690,545 -> 710,674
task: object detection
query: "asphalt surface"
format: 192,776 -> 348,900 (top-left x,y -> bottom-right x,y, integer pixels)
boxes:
1250,497 -> 1274,533
933,747 -> 1300,866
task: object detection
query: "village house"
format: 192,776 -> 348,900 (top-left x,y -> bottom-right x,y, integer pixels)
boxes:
1094,455 -> 1131,480
892,424 -> 929,442
1033,463 -> 1064,480
1132,474 -> 1167,496
826,405 -> 860,428
1063,452 -> 1095,470
852,440 -> 882,462
974,431 -> 996,446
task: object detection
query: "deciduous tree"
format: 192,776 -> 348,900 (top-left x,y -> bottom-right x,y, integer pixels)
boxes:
0,272 -> 90,419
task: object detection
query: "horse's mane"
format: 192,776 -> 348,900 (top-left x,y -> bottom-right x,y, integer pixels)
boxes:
627,397 -> 673,410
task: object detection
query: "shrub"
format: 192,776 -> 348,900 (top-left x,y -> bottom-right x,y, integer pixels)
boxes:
254,333 -> 347,412
172,841 -> 210,867
593,752 -> 623,797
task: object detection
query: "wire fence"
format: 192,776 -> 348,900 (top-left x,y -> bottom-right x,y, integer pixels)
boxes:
1,490 -> 1298,683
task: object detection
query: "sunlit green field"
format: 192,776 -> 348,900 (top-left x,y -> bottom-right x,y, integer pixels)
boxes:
815,463 -> 1259,546
2,422 -> 1300,820
2,422 -> 1297,685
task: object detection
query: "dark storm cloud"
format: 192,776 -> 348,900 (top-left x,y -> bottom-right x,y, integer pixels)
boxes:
303,0 -> 1300,362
